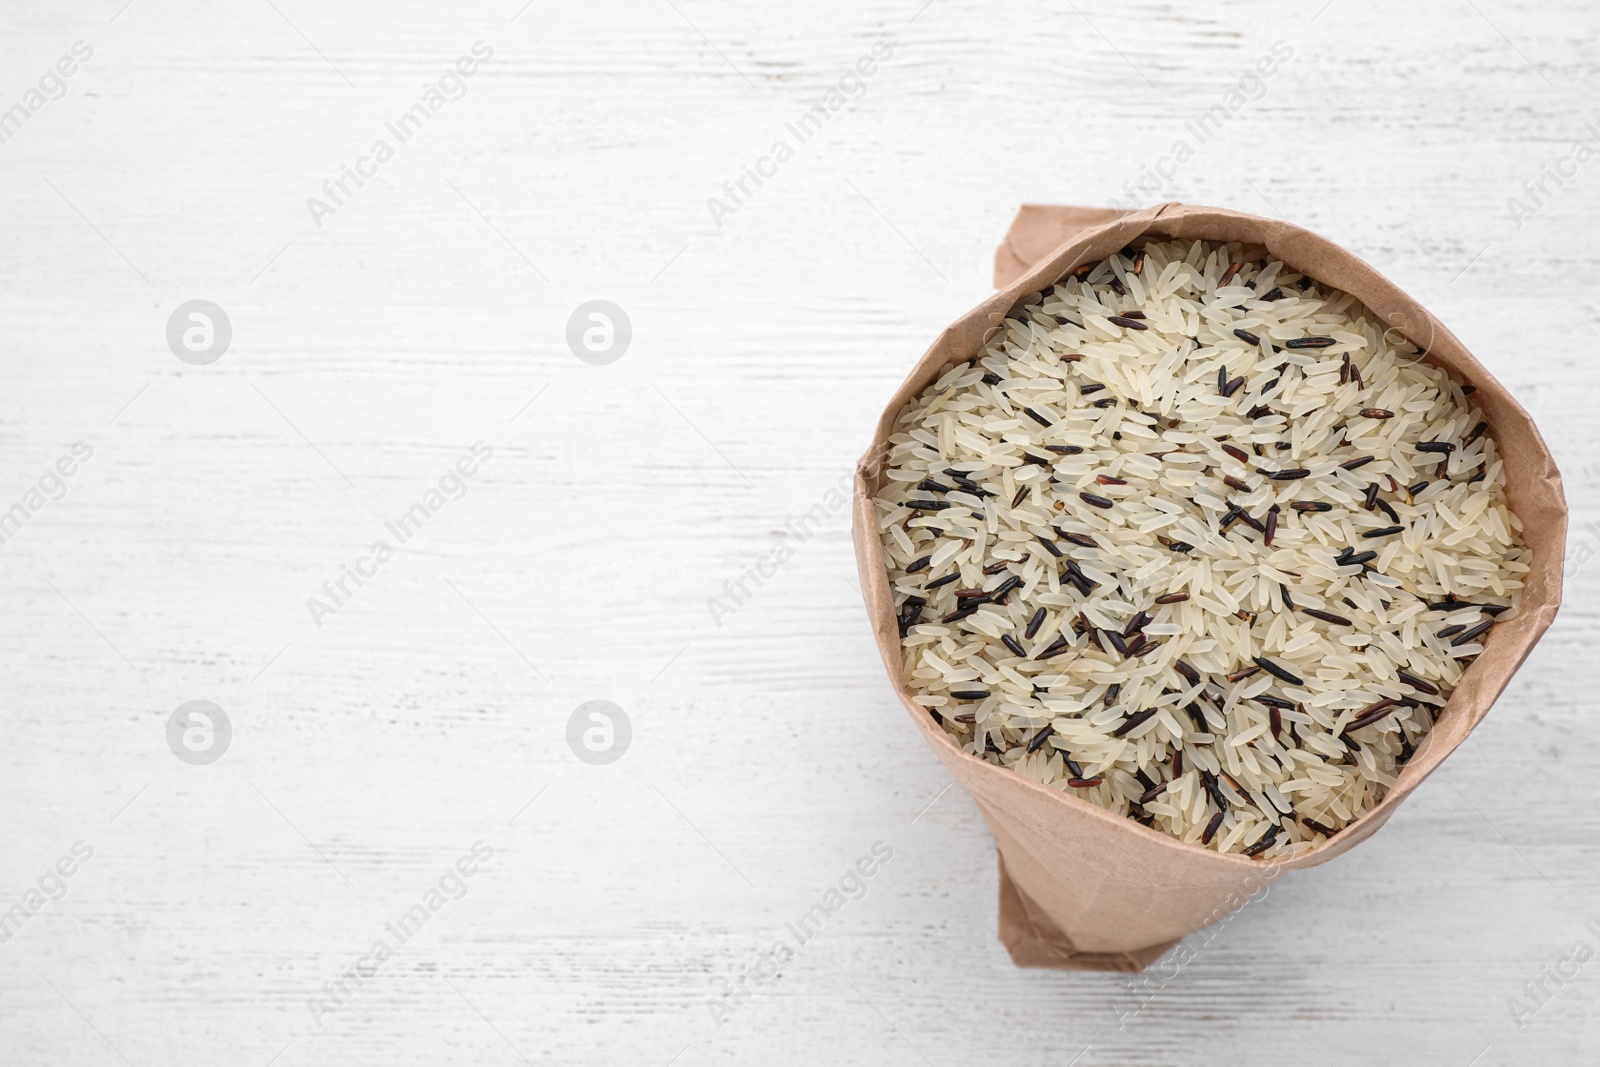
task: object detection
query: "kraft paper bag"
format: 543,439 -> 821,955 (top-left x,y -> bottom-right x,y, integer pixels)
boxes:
852,202 -> 1566,971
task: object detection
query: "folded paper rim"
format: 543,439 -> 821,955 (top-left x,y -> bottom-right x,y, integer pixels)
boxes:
853,201 -> 1567,874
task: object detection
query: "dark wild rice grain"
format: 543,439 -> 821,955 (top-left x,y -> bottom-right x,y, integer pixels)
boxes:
1452,620 -> 1493,646
1035,636 -> 1071,660
991,575 -> 1022,599
1099,628 -> 1129,656
1396,669 -> 1439,695
1342,699 -> 1399,734
1112,709 -> 1158,737
1303,608 -> 1354,626
1243,824 -> 1282,857
1253,657 -> 1304,685
1024,606 -> 1047,639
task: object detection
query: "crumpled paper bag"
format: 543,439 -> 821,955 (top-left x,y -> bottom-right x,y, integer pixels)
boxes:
853,202 -> 1566,971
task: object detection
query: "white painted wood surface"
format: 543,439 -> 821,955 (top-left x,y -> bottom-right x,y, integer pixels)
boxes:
1,0 -> 1596,1063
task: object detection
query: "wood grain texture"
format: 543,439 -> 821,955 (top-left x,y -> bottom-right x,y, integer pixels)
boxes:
0,0 -> 1596,1064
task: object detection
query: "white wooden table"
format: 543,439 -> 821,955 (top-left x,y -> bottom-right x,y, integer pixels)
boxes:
2,1 -> 1595,1063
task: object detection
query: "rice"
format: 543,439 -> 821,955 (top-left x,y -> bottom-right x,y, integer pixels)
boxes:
874,238 -> 1528,859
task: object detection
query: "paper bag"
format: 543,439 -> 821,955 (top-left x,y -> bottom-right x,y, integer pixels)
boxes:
852,202 -> 1566,971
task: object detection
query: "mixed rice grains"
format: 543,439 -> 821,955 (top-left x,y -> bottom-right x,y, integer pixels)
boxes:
874,238 -> 1527,859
